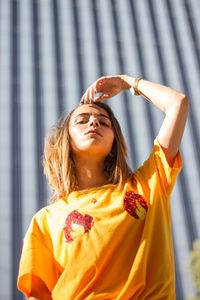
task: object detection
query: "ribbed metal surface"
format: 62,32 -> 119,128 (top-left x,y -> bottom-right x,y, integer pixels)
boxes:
0,1 -> 199,299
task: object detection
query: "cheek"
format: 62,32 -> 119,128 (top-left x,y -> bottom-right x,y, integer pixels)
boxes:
109,130 -> 115,143
107,132 -> 115,150
69,125 -> 83,141
69,127 -> 80,150
69,126 -> 87,153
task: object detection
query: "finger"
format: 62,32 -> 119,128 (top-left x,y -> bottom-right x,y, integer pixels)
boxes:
94,81 -> 102,94
81,86 -> 94,104
81,79 -> 103,103
81,94 -> 86,103
91,84 -> 96,100
84,87 -> 91,103
81,88 -> 90,103
87,85 -> 96,103
94,94 -> 110,102
89,86 -> 94,103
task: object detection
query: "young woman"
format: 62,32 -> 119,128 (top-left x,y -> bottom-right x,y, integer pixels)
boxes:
17,75 -> 189,300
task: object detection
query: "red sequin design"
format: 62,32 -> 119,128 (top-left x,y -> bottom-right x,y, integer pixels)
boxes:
123,191 -> 148,219
64,210 -> 94,243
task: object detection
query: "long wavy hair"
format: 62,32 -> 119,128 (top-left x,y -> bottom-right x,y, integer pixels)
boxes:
42,102 -> 132,201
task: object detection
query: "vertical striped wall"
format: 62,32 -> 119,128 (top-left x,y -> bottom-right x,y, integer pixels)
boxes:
0,1 -> 199,299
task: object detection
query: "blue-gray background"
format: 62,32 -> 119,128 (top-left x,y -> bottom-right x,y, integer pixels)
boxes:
0,0 -> 200,299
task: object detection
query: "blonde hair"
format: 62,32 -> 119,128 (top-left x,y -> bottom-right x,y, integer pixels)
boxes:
42,102 -> 132,201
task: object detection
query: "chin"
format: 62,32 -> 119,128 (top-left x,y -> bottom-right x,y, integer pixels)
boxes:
72,140 -> 112,158
80,147 -> 111,158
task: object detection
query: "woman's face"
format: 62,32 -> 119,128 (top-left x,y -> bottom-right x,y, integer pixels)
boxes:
69,104 -> 115,159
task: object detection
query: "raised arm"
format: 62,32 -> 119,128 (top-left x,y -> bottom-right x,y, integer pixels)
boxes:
81,75 -> 189,166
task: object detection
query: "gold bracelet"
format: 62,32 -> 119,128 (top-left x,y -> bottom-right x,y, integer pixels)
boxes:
129,77 -> 143,96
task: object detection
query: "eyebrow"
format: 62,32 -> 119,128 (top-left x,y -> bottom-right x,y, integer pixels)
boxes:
74,113 -> 110,119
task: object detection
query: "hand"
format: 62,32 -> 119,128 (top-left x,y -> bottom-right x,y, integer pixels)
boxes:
81,75 -> 130,103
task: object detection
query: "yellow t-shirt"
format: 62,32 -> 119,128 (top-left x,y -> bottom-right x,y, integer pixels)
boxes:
17,139 -> 182,299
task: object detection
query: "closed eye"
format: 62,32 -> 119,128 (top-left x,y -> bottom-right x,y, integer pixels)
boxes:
100,121 -> 109,127
76,117 -> 89,124
77,120 -> 87,124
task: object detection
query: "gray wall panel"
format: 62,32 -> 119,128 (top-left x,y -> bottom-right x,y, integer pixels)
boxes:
0,0 -> 199,299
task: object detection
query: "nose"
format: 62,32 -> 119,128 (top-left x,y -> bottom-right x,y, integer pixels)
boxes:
89,116 -> 100,128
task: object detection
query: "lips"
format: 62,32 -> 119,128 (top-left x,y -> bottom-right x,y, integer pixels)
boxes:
85,130 -> 102,136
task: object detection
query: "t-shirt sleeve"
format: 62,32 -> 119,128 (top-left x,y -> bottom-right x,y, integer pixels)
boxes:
134,137 -> 182,198
17,211 -> 60,298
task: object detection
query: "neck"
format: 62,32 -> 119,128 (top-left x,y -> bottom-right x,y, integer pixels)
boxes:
74,156 -> 106,191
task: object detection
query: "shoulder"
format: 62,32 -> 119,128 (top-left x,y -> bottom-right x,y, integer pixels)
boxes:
34,198 -> 65,218
134,138 -> 182,177
131,137 -> 182,197
27,200 -> 64,234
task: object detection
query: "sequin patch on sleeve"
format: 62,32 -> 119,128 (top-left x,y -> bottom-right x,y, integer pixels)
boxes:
64,210 -> 94,243
123,191 -> 148,220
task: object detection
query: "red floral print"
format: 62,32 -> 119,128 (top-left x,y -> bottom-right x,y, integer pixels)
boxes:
123,191 -> 148,220
64,210 -> 94,243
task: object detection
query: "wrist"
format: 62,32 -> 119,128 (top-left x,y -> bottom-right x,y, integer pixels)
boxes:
131,77 -> 143,95
120,75 -> 135,90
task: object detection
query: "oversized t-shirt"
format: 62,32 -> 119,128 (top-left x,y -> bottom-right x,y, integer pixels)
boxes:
17,139 -> 182,299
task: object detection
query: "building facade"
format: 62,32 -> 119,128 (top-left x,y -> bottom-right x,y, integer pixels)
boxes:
0,0 -> 200,299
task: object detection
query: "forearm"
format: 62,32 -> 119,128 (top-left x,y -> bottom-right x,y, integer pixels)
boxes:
121,75 -> 189,165
81,74 -> 189,164
121,75 -> 188,114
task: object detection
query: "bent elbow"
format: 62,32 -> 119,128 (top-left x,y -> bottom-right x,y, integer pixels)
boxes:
182,94 -> 189,105
179,94 -> 189,114
183,95 -> 189,111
